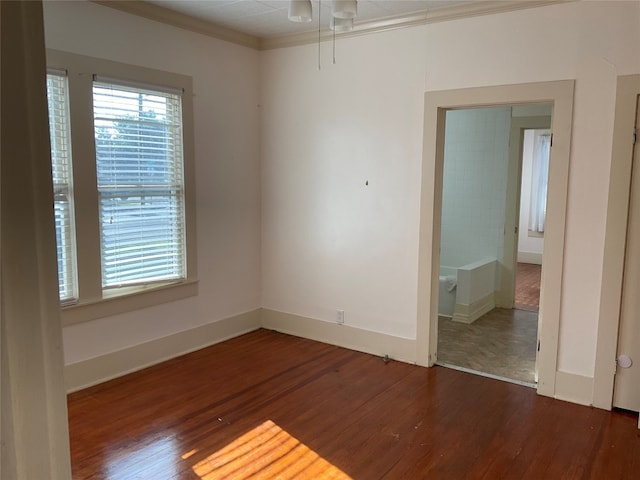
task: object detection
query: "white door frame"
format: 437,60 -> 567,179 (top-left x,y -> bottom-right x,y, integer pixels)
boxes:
416,81 -> 574,398
593,74 -> 640,410
611,94 -> 640,413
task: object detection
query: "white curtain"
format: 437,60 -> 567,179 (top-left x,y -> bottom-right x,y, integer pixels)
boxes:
529,133 -> 551,233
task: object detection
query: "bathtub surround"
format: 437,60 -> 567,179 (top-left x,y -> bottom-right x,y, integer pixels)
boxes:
439,107 -> 517,323
452,258 -> 497,324
440,108 -> 511,273
438,258 -> 497,324
439,107 -> 525,323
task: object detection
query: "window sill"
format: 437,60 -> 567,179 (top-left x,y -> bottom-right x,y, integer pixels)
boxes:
61,279 -> 198,326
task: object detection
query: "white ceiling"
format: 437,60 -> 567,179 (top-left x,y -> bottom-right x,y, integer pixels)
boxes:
145,0 -> 476,38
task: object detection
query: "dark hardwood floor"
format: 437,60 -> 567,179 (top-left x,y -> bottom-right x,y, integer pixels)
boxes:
68,329 -> 640,479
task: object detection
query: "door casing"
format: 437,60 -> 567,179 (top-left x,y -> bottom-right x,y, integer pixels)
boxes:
416,80 -> 574,398
612,95 -> 640,412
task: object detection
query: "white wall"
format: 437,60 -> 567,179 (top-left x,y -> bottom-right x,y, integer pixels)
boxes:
441,107 -> 511,270
43,1 -> 262,365
261,1 -> 640,380
518,129 -> 547,263
42,0 -> 640,398
261,26 -> 426,339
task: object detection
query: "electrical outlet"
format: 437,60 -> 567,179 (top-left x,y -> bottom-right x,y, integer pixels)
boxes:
337,310 -> 344,324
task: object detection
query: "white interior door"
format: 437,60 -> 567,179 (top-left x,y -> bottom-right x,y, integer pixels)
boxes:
613,95 -> 640,413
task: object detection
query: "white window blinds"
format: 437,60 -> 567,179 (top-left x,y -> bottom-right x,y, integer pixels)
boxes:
92,80 -> 186,288
47,71 -> 78,303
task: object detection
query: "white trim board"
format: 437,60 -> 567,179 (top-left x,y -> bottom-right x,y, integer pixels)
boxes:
261,309 -> 416,365
593,75 -> 640,410
261,0 -> 573,50
65,307 -> 600,412
91,0 -> 261,50
554,371 -> 594,407
92,0 -> 574,51
436,362 -> 537,389
261,311 -> 594,407
65,309 -> 261,392
65,308 -> 416,393
517,252 -> 543,265
452,293 -> 495,324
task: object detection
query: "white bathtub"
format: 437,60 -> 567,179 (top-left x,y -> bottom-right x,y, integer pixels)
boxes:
453,257 -> 497,323
438,258 -> 497,322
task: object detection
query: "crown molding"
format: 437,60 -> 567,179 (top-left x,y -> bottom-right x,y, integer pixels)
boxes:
91,0 -> 261,50
260,0 -> 575,50
92,0 -> 575,52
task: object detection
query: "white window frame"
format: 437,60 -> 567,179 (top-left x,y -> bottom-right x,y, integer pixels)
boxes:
47,69 -> 79,305
46,50 -> 198,325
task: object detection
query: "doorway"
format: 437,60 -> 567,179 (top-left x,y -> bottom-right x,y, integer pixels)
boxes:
416,80 -> 575,399
514,126 -> 551,313
434,106 -> 550,386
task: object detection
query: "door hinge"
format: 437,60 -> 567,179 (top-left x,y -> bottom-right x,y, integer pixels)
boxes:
537,340 -> 541,352
550,133 -> 553,148
634,128 -> 637,146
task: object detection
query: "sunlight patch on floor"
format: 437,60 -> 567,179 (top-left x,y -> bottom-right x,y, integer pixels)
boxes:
193,420 -> 352,479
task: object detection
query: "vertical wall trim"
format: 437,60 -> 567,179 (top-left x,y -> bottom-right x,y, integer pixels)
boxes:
0,1 -> 72,478
593,75 -> 640,410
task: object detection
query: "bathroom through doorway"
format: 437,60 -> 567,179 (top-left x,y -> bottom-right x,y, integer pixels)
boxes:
435,105 -> 551,387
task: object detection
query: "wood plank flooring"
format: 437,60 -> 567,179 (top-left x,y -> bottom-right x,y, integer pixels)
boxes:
67,329 -> 640,479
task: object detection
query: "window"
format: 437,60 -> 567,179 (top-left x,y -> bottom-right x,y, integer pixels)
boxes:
46,50 -> 197,324
93,80 -> 186,288
47,71 -> 77,304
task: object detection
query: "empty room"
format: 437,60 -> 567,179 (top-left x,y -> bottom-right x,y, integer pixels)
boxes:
2,0 -> 640,478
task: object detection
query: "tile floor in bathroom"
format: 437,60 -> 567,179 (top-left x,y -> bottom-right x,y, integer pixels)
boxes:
437,308 -> 538,384
437,262 -> 540,385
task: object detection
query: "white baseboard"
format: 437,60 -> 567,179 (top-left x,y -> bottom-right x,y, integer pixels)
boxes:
64,307 -> 597,411
452,293 -> 495,324
554,371 -> 594,406
65,309 -> 261,393
517,251 -> 543,265
261,308 -> 416,364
